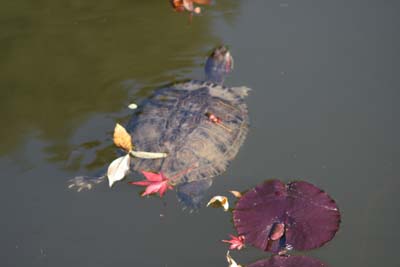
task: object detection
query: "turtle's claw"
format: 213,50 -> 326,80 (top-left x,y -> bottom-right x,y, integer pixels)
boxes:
68,176 -> 105,192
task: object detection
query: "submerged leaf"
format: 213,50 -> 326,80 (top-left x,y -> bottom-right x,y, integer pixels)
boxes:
247,255 -> 325,267
113,123 -> 133,152
107,154 -> 130,187
226,251 -> 242,267
207,196 -> 229,211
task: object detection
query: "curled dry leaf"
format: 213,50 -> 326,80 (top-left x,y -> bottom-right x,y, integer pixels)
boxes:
113,123 -> 133,152
226,251 -> 242,267
107,154 -> 131,187
207,196 -> 229,211
130,150 -> 168,159
229,190 -> 242,198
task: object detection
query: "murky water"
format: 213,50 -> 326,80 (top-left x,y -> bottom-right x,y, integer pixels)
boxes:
1,1 -> 399,266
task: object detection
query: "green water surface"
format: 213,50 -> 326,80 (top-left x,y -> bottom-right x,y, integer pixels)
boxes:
1,1 -> 399,266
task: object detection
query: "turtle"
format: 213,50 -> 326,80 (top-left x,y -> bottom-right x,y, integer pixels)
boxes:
70,46 -> 250,209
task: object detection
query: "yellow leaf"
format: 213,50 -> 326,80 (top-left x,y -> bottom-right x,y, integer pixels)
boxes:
113,123 -> 133,152
229,190 -> 242,198
207,196 -> 229,211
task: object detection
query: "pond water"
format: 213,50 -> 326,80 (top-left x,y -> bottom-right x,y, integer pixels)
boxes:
1,1 -> 399,266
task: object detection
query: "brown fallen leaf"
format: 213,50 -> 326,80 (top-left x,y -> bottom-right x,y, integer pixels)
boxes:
113,123 -> 133,152
207,196 -> 229,211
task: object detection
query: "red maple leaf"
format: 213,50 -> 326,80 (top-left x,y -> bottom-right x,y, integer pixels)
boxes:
129,171 -> 173,197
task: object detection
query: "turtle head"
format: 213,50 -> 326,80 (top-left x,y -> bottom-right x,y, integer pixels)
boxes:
205,45 -> 234,84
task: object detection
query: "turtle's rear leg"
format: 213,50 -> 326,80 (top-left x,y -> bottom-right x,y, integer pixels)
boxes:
68,175 -> 106,192
176,179 -> 213,211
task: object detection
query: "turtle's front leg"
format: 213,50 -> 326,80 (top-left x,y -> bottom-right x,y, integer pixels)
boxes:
68,175 -> 106,192
176,178 -> 213,211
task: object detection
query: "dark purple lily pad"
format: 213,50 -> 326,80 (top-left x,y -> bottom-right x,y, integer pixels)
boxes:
233,180 -> 340,253
247,255 -> 326,267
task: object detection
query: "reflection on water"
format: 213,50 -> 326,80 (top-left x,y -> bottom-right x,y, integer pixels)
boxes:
0,0 -> 240,165
1,1 -> 399,267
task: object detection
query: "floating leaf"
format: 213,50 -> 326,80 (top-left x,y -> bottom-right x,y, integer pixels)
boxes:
113,123 -> 133,152
226,251 -> 242,267
183,0 -> 194,11
207,196 -> 229,211
170,0 -> 211,13
247,255 -> 325,267
128,103 -> 138,109
229,190 -> 242,198
233,180 -> 340,253
130,150 -> 167,159
107,154 -> 130,187
129,171 -> 173,197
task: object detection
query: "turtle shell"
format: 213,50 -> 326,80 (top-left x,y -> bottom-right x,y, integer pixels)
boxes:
127,80 -> 250,208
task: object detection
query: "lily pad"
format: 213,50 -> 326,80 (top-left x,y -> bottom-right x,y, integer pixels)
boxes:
247,255 -> 326,267
233,180 -> 340,253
